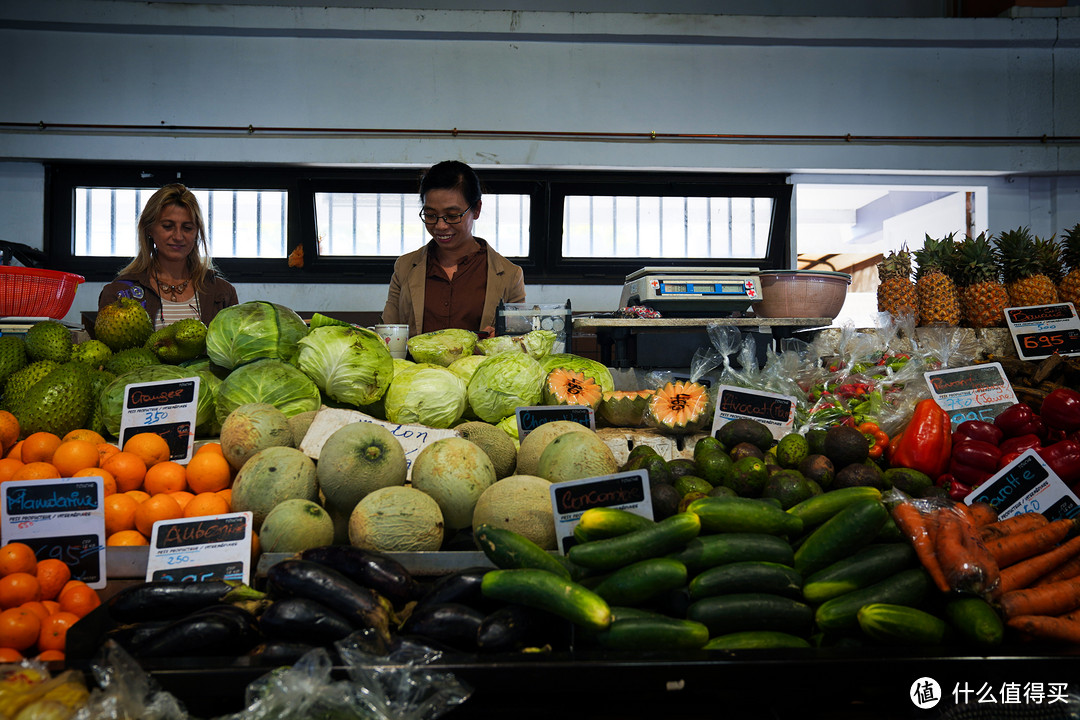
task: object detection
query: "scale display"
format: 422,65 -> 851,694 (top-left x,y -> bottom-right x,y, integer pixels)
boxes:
619,267 -> 762,316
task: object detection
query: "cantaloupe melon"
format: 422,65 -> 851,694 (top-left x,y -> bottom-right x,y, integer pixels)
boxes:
348,486 -> 444,552
598,389 -> 655,427
456,421 -> 517,479
472,475 -> 556,550
220,402 -> 295,471
316,422 -> 407,514
287,410 -> 318,447
645,381 -> 712,435
230,446 -> 319,530
515,420 -> 591,477
542,368 -> 603,409
536,430 -> 619,483
259,498 -> 335,553
409,437 -> 496,530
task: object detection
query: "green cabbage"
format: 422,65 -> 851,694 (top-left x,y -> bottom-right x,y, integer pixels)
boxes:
447,354 -> 487,384
466,352 -> 545,424
474,330 -> 556,359
295,325 -> 394,407
216,358 -> 321,425
539,353 -> 615,393
384,366 -> 468,429
98,365 -> 216,439
496,414 -> 520,445
475,335 -> 518,356
205,301 -> 309,370
407,329 -> 477,367
520,330 -> 557,359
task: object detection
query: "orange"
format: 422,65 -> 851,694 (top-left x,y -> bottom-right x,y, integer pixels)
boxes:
124,489 -> 150,504
123,433 -> 171,468
106,530 -> 149,547
50,440 -> 100,478
62,429 -> 106,446
57,581 -> 100,619
73,467 -> 116,496
0,647 -> 23,662
169,491 -> 195,510
20,432 -> 62,464
35,560 -> 70,603
216,488 -> 232,511
100,451 -> 147,493
195,441 -> 223,456
41,600 -> 60,616
97,442 -> 120,465
10,462 -> 60,482
134,493 -> 182,537
0,411 -> 19,455
0,458 -> 24,484
250,531 -> 260,563
183,492 -> 230,519
143,461 -> 187,495
0,574 -> 41,609
0,607 -> 40,651
5,441 -> 22,461
37,611 -> 79,652
35,650 -> 64,663
103,494 -> 139,536
185,452 -> 231,494
0,543 -> 37,577
19,601 -> 50,624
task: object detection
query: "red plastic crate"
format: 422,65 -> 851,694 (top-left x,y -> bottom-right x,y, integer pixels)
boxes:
0,266 -> 85,320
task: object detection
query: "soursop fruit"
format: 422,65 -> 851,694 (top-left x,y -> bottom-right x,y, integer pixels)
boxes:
70,339 -> 113,369
145,318 -> 208,363
14,362 -> 93,438
104,347 -> 160,377
0,336 -> 27,387
95,298 -> 154,351
4,359 -> 60,399
24,321 -> 72,363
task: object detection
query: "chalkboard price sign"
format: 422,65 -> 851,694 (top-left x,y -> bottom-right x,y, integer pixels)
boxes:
120,421 -> 192,460
1005,303 -> 1080,361
549,470 -> 653,554
152,561 -> 245,584
711,385 -> 796,441
23,534 -> 102,584
146,511 -> 253,585
517,405 -> 595,439
120,377 -> 200,463
967,449 -> 1080,521
925,362 -> 1017,428
155,515 -> 248,550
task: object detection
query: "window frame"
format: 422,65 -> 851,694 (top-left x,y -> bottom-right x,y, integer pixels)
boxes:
46,163 -> 791,285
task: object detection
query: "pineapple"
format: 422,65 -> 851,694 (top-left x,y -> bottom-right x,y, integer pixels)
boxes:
913,233 -> 962,326
998,226 -> 1060,307
953,231 -> 1010,327
1059,223 -> 1080,307
876,247 -> 919,324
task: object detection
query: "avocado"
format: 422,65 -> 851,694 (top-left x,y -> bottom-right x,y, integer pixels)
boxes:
823,425 -> 870,469
805,428 -> 828,456
707,485 -> 738,499
799,454 -> 835,489
805,479 -> 823,496
716,417 -> 774,453
723,456 -> 768,497
692,436 -> 725,462
730,442 -> 765,463
678,491 -> 710,514
639,454 -> 673,486
674,475 -> 713,497
834,462 -> 888,490
626,444 -> 661,466
882,467 -> 934,497
775,432 -> 810,469
696,450 -> 734,488
761,469 -> 815,509
651,483 -> 681,520
667,458 -> 699,481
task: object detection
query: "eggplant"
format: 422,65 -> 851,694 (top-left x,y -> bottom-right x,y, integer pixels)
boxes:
105,619 -> 173,650
259,597 -> 355,645
477,605 -> 567,652
400,602 -> 485,652
414,567 -> 492,612
106,581 -> 234,623
248,641 -> 321,665
299,545 -> 421,606
133,604 -> 261,658
266,559 -> 391,643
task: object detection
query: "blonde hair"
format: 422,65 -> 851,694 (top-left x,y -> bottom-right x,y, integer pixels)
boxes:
117,183 -> 220,295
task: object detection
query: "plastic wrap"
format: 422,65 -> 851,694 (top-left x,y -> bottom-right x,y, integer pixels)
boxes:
73,640 -> 189,720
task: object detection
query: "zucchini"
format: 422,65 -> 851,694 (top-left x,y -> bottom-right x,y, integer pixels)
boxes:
568,512 -> 701,571
475,524 -> 571,579
704,631 -> 812,650
802,543 -> 917,605
591,558 -> 688,606
687,497 -> 803,537
793,498 -> 889,577
593,616 -> 710,651
609,606 -> 665,622
815,568 -> 930,633
689,561 -> 803,601
687,592 -> 814,637
857,603 -> 947,645
944,596 -> 1004,647
670,533 -> 794,573
481,569 -> 612,631
786,487 -> 882,530
574,507 -> 655,543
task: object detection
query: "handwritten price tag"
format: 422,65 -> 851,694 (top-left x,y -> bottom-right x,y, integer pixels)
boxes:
967,450 -> 1080,521
119,377 -> 201,462
549,470 -> 652,554
925,362 -> 1017,428
516,406 -> 595,439
1005,303 -> 1080,361
710,385 -> 796,441
147,512 -> 252,584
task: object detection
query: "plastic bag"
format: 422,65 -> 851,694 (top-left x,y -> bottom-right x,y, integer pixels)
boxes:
73,640 -> 190,720
688,324 -> 743,384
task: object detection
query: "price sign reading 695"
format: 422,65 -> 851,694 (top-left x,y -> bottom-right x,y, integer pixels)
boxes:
1005,303 -> 1080,361
1016,329 -> 1080,359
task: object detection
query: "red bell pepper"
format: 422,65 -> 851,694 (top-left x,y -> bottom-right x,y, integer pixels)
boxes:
1041,387 -> 1080,434
948,438 -> 1001,488
948,478 -> 975,502
889,398 -> 952,479
993,403 -> 1046,440
998,450 -> 1023,469
999,433 -> 1042,456
954,420 -> 1003,447
1036,439 -> 1080,485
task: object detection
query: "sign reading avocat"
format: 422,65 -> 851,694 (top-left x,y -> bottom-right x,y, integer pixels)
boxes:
710,385 -> 797,442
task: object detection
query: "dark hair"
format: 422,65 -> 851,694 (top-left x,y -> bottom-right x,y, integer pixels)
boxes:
419,160 -> 482,207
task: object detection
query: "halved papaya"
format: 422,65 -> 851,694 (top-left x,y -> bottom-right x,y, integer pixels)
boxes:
598,389 -> 655,427
646,381 -> 712,435
542,368 -> 603,409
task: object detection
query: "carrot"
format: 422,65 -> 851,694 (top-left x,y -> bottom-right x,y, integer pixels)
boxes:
979,512 -> 1049,542
999,535 -> 1080,594
1005,615 -> 1080,644
935,509 -> 979,593
1058,607 -> 1080,623
1037,553 -> 1080,587
998,576 -> 1080,619
967,502 -> 999,528
984,518 -> 1077,568
956,511 -> 1001,596
892,502 -> 949,593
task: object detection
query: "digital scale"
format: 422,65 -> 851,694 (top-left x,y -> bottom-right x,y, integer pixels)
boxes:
618,267 -> 763,317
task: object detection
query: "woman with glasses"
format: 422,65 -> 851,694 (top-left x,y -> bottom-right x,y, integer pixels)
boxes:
381,160 -> 526,338
99,183 -> 238,329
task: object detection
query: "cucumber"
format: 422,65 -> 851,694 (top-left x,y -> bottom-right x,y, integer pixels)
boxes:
802,543 -> 917,605
573,507 -> 655,544
609,606 -> 665,622
688,497 -> 803,537
856,603 -> 947,645
591,558 -> 688,606
793,498 -> 889,577
874,515 -> 905,543
593,616 -> 710,651
670,533 -> 794,572
475,524 -> 571,580
786,487 -> 882,529
944,596 -> 1004,647
689,561 -> 803,601
815,568 -> 930,633
568,512 -> 701,571
687,592 -> 814,637
704,631 -> 812,650
480,569 -> 612,631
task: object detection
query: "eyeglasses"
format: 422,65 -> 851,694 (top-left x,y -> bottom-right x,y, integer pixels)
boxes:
419,204 -> 474,225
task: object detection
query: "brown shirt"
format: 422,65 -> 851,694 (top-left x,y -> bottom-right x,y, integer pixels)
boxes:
422,243 -> 488,333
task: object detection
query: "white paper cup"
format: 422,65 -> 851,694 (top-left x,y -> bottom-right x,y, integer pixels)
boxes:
374,324 -> 409,359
